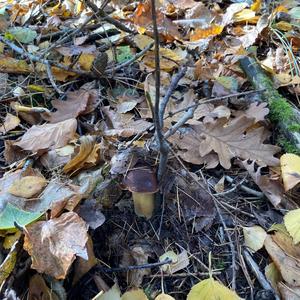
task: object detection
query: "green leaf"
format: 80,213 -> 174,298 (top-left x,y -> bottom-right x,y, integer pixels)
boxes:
187,277 -> 240,300
0,203 -> 42,230
7,27 -> 37,44
216,76 -> 238,91
116,46 -> 133,63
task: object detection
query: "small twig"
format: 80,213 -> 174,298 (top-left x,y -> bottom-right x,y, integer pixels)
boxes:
225,175 -> 264,198
46,63 -> 64,95
242,248 -> 280,300
159,66 -> 187,127
164,105 -> 197,139
98,258 -> 172,273
85,0 -> 135,34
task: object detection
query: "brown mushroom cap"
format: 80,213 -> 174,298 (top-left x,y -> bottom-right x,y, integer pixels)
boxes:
123,165 -> 158,193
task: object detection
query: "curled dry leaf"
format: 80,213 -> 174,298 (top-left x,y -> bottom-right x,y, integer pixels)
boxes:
14,118 -> 77,152
0,113 -> 20,133
243,225 -> 267,252
63,135 -> 101,174
8,176 -> 47,199
24,212 -> 88,279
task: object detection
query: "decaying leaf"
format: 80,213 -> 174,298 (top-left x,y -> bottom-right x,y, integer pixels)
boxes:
280,153 -> 300,191
187,277 -> 240,300
264,235 -> 300,286
0,241 -> 18,287
243,225 -> 267,252
28,274 -> 59,300
284,209 -> 300,244
0,113 -> 20,133
23,212 -> 88,279
14,118 -> 77,152
8,176 -> 47,199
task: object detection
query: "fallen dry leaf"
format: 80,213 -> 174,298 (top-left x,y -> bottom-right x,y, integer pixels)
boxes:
8,176 -> 47,199
0,113 -> 20,133
264,235 -> 300,286
24,212 -> 88,279
280,153 -> 300,191
43,89 -> 98,123
243,225 -> 267,252
14,118 -> 77,152
28,274 -> 59,300
63,135 -> 101,174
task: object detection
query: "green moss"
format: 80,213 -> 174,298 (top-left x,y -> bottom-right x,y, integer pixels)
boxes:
278,137 -> 300,154
269,97 -> 293,123
288,123 -> 300,132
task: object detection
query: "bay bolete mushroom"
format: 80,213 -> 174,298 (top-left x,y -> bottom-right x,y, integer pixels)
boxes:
123,165 -> 158,219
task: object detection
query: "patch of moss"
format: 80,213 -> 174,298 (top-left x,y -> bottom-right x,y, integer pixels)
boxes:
278,137 -> 300,154
288,123 -> 300,132
269,97 -> 293,123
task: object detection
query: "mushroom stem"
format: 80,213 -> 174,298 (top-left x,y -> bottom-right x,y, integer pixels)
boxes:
132,192 -> 155,219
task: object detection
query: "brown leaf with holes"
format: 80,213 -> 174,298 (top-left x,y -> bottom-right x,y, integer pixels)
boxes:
180,116 -> 279,169
14,118 -> 77,152
23,212 -> 88,279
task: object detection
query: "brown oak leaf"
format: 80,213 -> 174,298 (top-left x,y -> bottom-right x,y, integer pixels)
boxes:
169,116 -> 280,169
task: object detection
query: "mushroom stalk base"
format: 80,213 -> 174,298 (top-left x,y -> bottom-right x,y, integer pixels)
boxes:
132,192 -> 155,219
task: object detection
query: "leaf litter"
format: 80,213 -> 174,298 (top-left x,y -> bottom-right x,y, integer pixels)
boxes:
0,0 -> 300,299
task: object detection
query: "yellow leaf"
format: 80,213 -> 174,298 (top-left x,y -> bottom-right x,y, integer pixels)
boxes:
8,176 -> 47,199
121,289 -> 148,300
190,25 -> 223,41
0,56 -> 33,73
275,21 -> 292,31
284,208 -> 300,244
78,53 -> 95,71
187,277 -> 240,300
280,153 -> 300,191
133,34 -> 154,50
251,0 -> 261,12
3,231 -> 21,249
155,294 -> 175,300
243,226 -> 267,252
233,9 -> 256,22
142,48 -> 183,72
0,240 -> 18,286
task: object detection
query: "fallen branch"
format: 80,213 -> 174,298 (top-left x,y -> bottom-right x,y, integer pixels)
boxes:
240,56 -> 300,153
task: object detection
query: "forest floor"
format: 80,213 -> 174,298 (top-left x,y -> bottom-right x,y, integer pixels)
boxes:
0,0 -> 300,299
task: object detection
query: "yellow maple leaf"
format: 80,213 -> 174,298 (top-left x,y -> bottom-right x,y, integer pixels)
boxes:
284,208 -> 300,244
187,277 -> 240,300
280,153 -> 300,191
